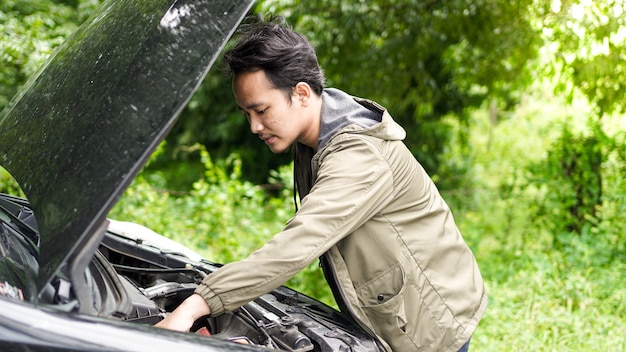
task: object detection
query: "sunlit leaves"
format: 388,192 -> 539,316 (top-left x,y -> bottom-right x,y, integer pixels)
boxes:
539,0 -> 626,115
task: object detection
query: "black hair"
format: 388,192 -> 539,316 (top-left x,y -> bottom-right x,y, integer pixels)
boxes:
224,15 -> 325,99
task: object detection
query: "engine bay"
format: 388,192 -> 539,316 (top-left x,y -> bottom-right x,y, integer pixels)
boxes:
0,196 -> 380,351
97,229 -> 382,352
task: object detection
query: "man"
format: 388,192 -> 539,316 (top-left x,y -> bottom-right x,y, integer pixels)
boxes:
156,16 -> 487,352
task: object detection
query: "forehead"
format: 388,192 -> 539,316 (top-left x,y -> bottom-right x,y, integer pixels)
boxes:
233,70 -> 286,108
233,70 -> 272,93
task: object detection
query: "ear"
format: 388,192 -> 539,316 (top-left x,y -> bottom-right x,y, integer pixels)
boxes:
293,82 -> 312,106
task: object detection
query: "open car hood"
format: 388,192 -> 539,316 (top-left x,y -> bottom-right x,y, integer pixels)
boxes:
0,0 -> 254,299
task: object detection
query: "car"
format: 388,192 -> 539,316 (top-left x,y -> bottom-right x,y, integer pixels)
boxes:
0,0 -> 384,351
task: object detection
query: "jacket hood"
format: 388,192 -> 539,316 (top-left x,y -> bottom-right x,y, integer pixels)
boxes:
318,88 -> 406,151
294,88 -> 406,203
0,0 -> 254,299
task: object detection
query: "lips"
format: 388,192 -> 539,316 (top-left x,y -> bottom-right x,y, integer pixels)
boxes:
261,135 -> 276,145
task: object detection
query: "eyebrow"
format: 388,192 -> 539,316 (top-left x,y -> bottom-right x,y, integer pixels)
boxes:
238,102 -> 264,112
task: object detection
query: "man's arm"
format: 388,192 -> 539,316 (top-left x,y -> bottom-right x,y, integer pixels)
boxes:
154,293 -> 211,332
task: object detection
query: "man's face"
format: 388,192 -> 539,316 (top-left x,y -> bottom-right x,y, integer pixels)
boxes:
233,70 -> 305,153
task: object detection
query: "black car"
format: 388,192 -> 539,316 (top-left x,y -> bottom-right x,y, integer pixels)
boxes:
0,0 -> 384,350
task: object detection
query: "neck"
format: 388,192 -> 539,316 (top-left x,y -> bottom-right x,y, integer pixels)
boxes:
298,94 -> 323,150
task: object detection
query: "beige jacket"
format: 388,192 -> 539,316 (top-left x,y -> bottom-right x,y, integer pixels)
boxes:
196,89 -> 487,351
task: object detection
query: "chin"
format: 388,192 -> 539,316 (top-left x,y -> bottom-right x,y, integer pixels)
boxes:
269,144 -> 290,154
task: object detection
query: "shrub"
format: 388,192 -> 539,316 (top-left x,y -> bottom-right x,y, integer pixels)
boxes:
108,145 -> 336,306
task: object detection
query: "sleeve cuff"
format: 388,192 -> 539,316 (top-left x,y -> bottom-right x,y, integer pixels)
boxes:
194,281 -> 225,316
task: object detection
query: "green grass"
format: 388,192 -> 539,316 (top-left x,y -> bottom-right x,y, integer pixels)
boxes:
469,250 -> 626,351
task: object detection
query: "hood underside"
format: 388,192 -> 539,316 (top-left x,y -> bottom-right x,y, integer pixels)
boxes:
0,0 -> 254,296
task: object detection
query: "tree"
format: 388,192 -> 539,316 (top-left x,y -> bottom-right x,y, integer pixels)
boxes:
540,0 -> 626,116
251,0 -> 542,183
163,0 -> 545,187
531,0 -> 626,237
4,0 -> 624,193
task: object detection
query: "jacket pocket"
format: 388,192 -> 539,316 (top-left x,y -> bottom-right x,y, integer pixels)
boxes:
355,264 -> 445,351
355,264 -> 414,346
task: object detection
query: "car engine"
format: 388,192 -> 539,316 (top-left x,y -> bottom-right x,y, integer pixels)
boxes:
98,228 -> 382,352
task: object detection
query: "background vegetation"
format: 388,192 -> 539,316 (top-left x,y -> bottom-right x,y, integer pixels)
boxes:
1,0 -> 625,350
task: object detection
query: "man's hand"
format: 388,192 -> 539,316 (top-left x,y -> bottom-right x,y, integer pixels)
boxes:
154,293 -> 211,332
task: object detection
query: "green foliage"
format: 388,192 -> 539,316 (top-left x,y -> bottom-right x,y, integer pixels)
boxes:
3,0 -> 626,348
539,0 -> 626,115
147,0 -> 547,186
112,145 -> 275,259
3,0 -> 625,188
109,145 -> 336,306
524,118 -> 626,262
110,83 -> 626,343
0,167 -> 23,196
474,253 -> 626,351
0,0 -> 101,111
255,0 -> 542,178
155,70 -> 293,187
443,82 -> 625,350
529,123 -> 603,236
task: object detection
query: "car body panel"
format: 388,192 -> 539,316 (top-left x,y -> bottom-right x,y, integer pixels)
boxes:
0,0 -> 254,298
0,297 -> 265,352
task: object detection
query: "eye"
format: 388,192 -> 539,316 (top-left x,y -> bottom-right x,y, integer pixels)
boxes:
257,108 -> 268,115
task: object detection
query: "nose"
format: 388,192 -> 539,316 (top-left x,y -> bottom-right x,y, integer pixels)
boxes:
249,114 -> 263,134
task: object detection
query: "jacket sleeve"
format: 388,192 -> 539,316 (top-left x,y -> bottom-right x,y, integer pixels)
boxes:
195,134 -> 395,316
